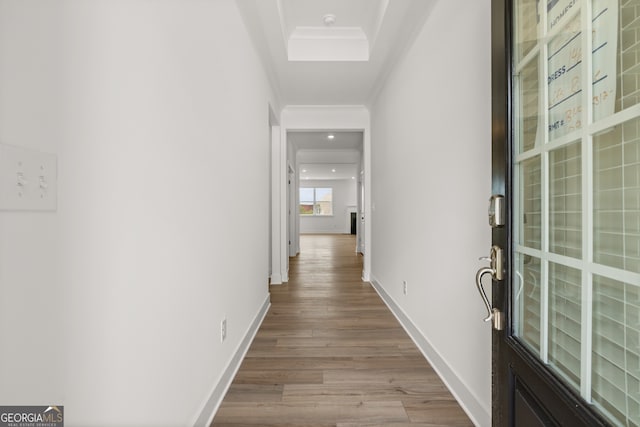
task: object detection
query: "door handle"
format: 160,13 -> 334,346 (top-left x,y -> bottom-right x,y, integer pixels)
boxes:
476,267 -> 495,322
475,245 -> 504,330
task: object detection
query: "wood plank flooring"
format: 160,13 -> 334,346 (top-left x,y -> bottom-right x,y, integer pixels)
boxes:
211,234 -> 473,427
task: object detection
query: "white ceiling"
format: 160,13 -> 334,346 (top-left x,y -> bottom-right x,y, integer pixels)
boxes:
290,131 -> 362,180
279,0 -> 387,39
236,0 -> 436,178
289,131 -> 362,151
236,0 -> 438,105
299,163 -> 359,181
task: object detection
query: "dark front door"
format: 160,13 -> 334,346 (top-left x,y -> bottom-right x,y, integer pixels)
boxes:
491,0 -> 640,425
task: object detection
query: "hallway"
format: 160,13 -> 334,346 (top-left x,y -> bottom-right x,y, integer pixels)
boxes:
212,235 -> 472,426
0,1 -> 493,424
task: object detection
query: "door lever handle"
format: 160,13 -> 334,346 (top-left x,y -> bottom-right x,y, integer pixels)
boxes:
476,267 -> 495,322
474,245 -> 505,330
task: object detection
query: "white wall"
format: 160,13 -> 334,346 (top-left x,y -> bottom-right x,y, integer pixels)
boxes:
370,1 -> 492,425
300,179 -> 357,234
0,1 -> 275,426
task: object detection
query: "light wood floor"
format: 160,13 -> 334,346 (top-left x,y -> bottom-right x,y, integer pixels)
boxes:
211,234 -> 473,427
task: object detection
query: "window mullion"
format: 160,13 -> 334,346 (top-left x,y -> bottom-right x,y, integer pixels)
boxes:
540,2 -> 550,363
580,0 -> 593,402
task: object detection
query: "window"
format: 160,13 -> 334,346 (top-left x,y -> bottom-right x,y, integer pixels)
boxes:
299,187 -> 332,216
512,1 -> 640,425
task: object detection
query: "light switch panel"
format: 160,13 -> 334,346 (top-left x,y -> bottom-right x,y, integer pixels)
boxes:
0,144 -> 57,211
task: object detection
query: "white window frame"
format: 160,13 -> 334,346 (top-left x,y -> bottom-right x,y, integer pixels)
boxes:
299,187 -> 333,216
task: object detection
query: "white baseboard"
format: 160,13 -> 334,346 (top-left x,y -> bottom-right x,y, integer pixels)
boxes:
362,269 -> 370,282
193,295 -> 271,427
270,273 -> 282,285
370,278 -> 490,427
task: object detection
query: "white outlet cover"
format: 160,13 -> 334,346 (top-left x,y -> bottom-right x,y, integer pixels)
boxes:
0,144 -> 57,211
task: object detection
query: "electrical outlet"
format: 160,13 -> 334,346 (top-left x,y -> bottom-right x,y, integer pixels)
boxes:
0,144 -> 57,211
403,280 -> 408,295
221,318 -> 227,342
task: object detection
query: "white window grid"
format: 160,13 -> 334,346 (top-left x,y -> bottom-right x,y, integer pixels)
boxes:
512,0 -> 640,424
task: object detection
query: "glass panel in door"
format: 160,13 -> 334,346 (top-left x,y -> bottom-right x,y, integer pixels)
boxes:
512,0 -> 640,425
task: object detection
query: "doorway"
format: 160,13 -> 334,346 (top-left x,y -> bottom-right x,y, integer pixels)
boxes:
350,212 -> 357,235
288,130 -> 363,254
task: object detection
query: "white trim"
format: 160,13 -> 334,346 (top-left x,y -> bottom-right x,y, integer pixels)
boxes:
581,271 -> 593,400
516,245 -> 542,258
270,272 -> 282,284
362,127 -> 371,282
580,1 -> 594,399
541,261 -> 550,363
288,166 -> 297,258
540,127 -> 550,362
517,249 -> 640,286
515,146 -> 543,163
589,103 -> 640,136
280,124 -> 289,283
281,105 -> 371,282
193,295 -> 271,427
539,5 -> 550,363
590,263 -> 640,286
544,131 -> 584,152
546,251 -> 586,270
370,277 -> 491,427
514,43 -> 542,75
271,125 -> 284,285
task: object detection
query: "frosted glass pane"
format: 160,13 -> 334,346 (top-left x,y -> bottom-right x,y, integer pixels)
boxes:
513,253 -> 542,353
594,117 -> 640,273
619,0 -> 640,111
550,142 -> 582,258
520,156 -> 542,249
548,15 -> 583,140
515,0 -> 540,62
593,0 -> 640,119
548,263 -> 582,387
592,275 -> 640,426
516,55 -> 543,153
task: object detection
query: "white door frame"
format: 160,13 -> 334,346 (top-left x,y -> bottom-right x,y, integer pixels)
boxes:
288,164 -> 297,257
270,124 -> 287,284
273,105 -> 372,282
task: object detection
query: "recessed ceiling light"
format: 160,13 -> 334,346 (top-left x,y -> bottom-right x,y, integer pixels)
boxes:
302,169 -> 307,172
351,176 -> 355,179
323,14 -> 336,27
332,168 -> 336,173
327,134 -> 335,140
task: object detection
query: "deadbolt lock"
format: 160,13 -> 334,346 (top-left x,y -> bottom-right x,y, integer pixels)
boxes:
489,245 -> 504,281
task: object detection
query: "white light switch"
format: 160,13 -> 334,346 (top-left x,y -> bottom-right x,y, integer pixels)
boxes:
0,144 -> 57,211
